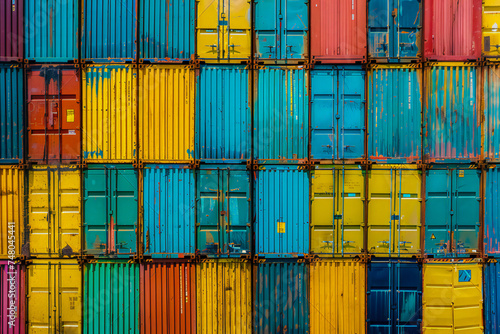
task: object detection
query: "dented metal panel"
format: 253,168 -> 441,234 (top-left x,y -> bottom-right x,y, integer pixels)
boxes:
485,167 -> 500,256
0,0 -> 23,61
0,167 -> 23,258
484,260 -> 500,333
483,0 -> 500,59
484,65 -> 500,161
0,261 -> 24,334
0,64 -> 23,163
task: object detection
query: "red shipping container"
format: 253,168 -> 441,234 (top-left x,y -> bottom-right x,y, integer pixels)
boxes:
310,0 -> 367,64
0,261 -> 25,334
0,0 -> 23,62
27,65 -> 81,164
424,0 -> 482,61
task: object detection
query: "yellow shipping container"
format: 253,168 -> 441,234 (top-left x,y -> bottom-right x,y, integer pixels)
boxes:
0,167 -> 23,258
82,64 -> 137,162
27,259 -> 82,333
196,259 -> 252,333
423,261 -> 483,333
310,259 -> 366,334
138,65 -> 195,162
483,0 -> 500,59
28,166 -> 81,258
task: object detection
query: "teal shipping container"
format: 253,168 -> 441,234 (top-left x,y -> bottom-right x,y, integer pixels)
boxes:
0,64 -> 23,163
484,65 -> 500,162
485,166 -> 500,256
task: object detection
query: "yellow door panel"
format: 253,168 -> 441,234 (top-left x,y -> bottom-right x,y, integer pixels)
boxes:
29,169 -> 50,256
227,0 -> 251,58
311,170 -> 334,253
58,170 -> 81,255
483,1 -> 500,58
58,263 -> 82,332
396,170 -> 421,255
368,170 -> 392,254
197,0 -> 223,59
340,169 -> 364,254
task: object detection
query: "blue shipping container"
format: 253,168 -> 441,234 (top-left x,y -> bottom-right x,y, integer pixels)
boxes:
143,165 -> 195,258
0,64 -> 23,163
310,65 -> 365,160
484,65 -> 500,161
485,167 -> 500,256
484,260 -> 500,334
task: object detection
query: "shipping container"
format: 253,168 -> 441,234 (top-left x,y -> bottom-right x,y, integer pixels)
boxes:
368,65 -> 422,163
367,259 -> 422,333
196,65 -> 251,162
196,259 -> 251,333
27,260 -> 81,333
310,65 -> 365,161
140,260 -> 196,334
84,260 -> 139,333
197,165 -> 251,257
254,0 -> 308,62
309,259 -> 365,334
310,0 -> 367,64
310,165 -> 365,256
83,165 -> 138,257
82,0 -> 137,62
0,261 -> 24,334
367,166 -> 421,257
424,0 -> 482,61
0,0 -> 23,61
423,260 -> 483,333
139,0 -> 195,62
483,0 -> 500,60
0,64 -> 23,163
82,64 -> 137,162
254,66 -> 308,163
27,166 -> 81,258
255,165 -> 309,257
424,64 -> 480,163
196,0 -> 251,62
24,0 -> 78,62
484,64 -> 500,161
368,0 -> 421,62
139,65 -> 195,163
254,259 -> 309,333
27,65 -> 81,164
0,167 -> 23,258
425,167 -> 481,257
484,260 -> 500,333
143,165 -> 195,258
485,166 -> 500,256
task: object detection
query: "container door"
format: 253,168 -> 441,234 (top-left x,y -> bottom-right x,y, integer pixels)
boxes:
395,170 -> 421,255
483,0 -> 500,58
367,262 -> 392,331
197,0 -> 222,59
282,0 -> 308,59
368,170 -> 393,255
29,169 -> 52,256
339,168 -> 365,254
27,68 -> 50,162
254,0 -> 279,59
397,0 -> 421,59
310,69 -> 335,159
395,262 -> 422,333
368,0 -> 390,58
310,169 -> 335,254
226,0 -> 251,60
57,263 -> 82,332
57,169 -> 81,256
197,169 -> 222,254
84,168 -> 109,255
425,170 -> 452,255
112,169 -> 138,254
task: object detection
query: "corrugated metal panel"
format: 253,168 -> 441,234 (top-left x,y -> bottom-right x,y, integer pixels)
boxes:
254,66 -> 308,162
0,0 -> 23,61
483,1 -> 500,59
310,165 -> 365,256
254,259 -> 309,333
143,165 -> 195,258
83,165 -> 138,256
368,166 -> 421,257
28,166 -> 81,258
84,260 -> 139,333
310,0 -> 367,63
424,0 -> 482,61
196,65 -> 251,162
196,259 -> 251,333
196,0 -> 251,62
24,0 -> 78,62
425,168 -> 481,257
82,0 -> 137,62
310,259 -> 365,334
368,65 -> 422,163
139,65 -> 195,163
255,166 -> 309,257
0,167 -> 23,258
254,0 -> 308,61
484,261 -> 500,333
0,64 -> 23,163
424,64 -> 480,163
140,260 -> 196,334
484,65 -> 500,161
485,167 -> 500,255
367,259 -> 422,333
423,261 -> 483,333
27,260 -> 81,333
0,261 -> 25,334
139,0 -> 195,62
83,64 -> 137,162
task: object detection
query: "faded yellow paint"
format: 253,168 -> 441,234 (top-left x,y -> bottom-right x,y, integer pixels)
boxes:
0,167 -> 23,258
138,65 -> 195,162
483,1 -> 500,59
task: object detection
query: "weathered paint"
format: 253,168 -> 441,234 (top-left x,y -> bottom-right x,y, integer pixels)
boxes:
367,259 -> 422,333
84,260 -> 139,334
424,0 -> 482,61
82,64 -> 137,162
255,166 -> 309,257
484,260 -> 500,333
24,0 -> 78,62
310,65 -> 365,160
254,0 -> 308,61
424,64 -> 480,163
143,165 -> 195,258
139,65 -> 195,162
254,66 -> 308,163
368,65 -> 422,163
83,165 -> 138,257
423,261 -> 483,333
196,65 -> 251,162
139,0 -> 195,62
310,0 -> 367,64
0,0 -> 23,61
0,64 -> 23,163
196,165 -> 251,257
196,259 -> 251,333
425,168 -> 481,257
0,167 -> 23,258
485,166 -> 500,256
310,165 -> 365,256
484,65 -> 500,161
483,0 -> 500,59
0,261 -> 24,334
82,0 -> 137,62
309,259 -> 365,334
